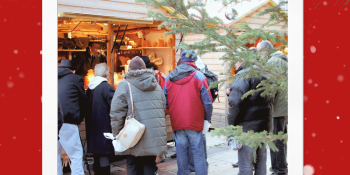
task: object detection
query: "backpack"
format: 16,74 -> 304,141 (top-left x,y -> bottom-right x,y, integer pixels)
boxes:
155,71 -> 166,89
197,65 -> 219,103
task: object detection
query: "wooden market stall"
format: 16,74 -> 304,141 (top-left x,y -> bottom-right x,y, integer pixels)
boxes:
57,1 -> 180,162
182,0 -> 288,128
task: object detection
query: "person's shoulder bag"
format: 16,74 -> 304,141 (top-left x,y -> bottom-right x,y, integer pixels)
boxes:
115,80 -> 146,149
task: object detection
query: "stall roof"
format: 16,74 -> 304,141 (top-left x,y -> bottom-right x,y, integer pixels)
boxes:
58,0 -> 170,24
227,0 -> 287,32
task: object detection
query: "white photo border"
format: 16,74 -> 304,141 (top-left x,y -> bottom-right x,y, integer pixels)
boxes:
43,0 -> 304,174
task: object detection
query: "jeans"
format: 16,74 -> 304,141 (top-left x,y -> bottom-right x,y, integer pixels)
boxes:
270,116 -> 288,174
238,144 -> 267,175
126,155 -> 156,175
174,129 -> 207,175
188,134 -> 208,171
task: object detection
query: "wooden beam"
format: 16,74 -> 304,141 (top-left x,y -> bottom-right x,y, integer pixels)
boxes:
107,23 -> 114,86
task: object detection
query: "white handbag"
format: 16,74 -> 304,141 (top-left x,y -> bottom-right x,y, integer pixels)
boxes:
115,80 -> 146,149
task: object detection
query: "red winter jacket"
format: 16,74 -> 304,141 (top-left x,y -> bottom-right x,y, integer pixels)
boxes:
163,63 -> 213,131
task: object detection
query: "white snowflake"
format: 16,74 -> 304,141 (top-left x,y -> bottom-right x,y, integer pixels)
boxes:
312,133 -> 316,137
337,116 -> 340,119
308,79 -> 312,84
323,1 -> 327,5
314,84 -> 318,87
19,72 -> 24,78
7,81 -> 14,88
326,100 -> 329,104
40,50 -> 42,55
338,75 -> 344,82
304,165 -> 315,175
14,50 -> 18,54
310,45 -> 316,53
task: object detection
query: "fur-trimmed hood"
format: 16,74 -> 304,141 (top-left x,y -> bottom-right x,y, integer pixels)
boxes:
123,69 -> 158,91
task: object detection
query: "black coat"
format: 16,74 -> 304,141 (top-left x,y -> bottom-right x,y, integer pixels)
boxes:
86,81 -> 115,154
58,99 -> 63,133
227,65 -> 274,133
58,68 -> 88,125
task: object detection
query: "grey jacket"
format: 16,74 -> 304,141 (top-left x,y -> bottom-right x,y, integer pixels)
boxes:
110,69 -> 167,157
267,51 -> 288,117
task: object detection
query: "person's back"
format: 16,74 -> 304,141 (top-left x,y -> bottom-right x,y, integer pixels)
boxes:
227,64 -> 274,132
110,56 -> 167,175
85,63 -> 115,174
227,62 -> 273,175
57,60 -> 87,175
163,50 -> 212,175
58,67 -> 87,125
164,62 -> 213,131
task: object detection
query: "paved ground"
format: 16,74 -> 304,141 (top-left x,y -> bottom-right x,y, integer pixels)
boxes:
64,131 -> 283,175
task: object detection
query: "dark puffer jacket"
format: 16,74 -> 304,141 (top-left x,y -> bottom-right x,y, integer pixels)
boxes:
227,65 -> 274,133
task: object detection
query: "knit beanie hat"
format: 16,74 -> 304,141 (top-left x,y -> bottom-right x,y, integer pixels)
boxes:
129,56 -> 146,70
140,56 -> 151,68
180,50 -> 198,62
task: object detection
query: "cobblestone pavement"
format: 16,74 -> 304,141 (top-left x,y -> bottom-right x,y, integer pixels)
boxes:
64,131 -> 283,175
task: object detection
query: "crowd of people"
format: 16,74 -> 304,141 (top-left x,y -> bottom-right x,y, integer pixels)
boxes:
57,40 -> 287,175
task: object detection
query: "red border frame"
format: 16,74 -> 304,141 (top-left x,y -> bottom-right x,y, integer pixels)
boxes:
0,0 -> 42,174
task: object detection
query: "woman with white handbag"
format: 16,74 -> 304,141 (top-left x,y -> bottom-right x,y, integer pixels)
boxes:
110,56 -> 167,175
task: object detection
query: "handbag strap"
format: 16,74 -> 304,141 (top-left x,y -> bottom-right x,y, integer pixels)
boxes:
125,80 -> 134,118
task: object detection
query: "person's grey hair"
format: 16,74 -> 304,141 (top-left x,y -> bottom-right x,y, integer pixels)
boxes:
257,40 -> 274,51
94,63 -> 109,77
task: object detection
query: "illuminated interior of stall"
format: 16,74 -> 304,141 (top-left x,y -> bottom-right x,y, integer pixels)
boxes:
58,15 -> 176,89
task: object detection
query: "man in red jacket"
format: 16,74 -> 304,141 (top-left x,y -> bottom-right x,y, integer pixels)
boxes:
163,50 -> 213,175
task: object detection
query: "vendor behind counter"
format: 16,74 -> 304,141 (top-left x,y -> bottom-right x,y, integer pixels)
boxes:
73,42 -> 106,79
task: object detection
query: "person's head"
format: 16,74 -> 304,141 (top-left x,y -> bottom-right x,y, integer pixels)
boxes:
59,59 -> 76,73
257,40 -> 274,58
149,62 -> 158,70
94,63 -> 110,79
129,56 -> 146,71
89,43 -> 100,55
180,50 -> 198,63
140,56 -> 151,68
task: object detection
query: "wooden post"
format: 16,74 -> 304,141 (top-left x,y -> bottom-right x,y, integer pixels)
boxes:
171,34 -> 176,71
107,23 -> 114,86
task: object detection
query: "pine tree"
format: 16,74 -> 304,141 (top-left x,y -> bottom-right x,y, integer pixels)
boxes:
135,0 -> 288,161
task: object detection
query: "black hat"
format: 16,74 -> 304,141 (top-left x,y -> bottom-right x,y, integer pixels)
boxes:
140,56 -> 151,68
58,59 -> 76,70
